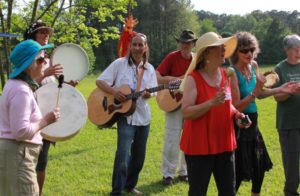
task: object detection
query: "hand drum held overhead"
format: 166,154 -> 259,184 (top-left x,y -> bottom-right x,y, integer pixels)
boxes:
51,43 -> 89,82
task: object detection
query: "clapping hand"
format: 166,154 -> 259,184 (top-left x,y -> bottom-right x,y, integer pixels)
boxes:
280,81 -> 300,95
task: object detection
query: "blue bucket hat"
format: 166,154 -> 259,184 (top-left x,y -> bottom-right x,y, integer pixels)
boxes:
9,39 -> 54,78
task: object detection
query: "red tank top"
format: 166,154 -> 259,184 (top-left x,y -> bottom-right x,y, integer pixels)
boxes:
180,68 -> 237,155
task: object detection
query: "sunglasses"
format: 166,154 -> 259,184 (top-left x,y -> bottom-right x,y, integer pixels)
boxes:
239,48 -> 255,54
35,56 -> 46,64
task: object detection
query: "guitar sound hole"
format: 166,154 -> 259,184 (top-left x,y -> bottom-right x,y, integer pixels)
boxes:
169,91 -> 182,102
108,99 -> 123,114
114,99 -> 121,105
175,93 -> 183,102
169,91 -> 176,99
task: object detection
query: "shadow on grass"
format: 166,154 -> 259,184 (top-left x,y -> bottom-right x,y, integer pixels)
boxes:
124,178 -> 187,195
48,147 -> 95,161
86,190 -> 111,196
84,180 -> 175,196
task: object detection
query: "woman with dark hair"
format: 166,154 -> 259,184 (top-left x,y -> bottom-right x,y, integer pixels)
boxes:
230,31 -> 296,196
24,20 -> 63,84
96,33 -> 157,195
0,40 -> 60,195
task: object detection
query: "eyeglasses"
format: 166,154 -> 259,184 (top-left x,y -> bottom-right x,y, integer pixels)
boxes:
35,56 -> 46,64
239,48 -> 255,54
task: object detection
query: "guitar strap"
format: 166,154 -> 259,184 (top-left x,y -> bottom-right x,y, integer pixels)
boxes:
136,66 -> 145,92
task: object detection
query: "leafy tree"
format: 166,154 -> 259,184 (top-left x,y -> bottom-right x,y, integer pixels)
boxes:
195,9 -> 296,65
199,18 -> 217,35
134,0 -> 200,67
0,0 -> 134,86
259,18 -> 291,64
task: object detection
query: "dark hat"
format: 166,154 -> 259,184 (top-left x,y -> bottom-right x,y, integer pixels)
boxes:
175,29 -> 197,43
23,20 -> 54,40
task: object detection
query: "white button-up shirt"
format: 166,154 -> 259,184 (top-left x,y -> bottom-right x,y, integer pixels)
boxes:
97,57 -> 158,126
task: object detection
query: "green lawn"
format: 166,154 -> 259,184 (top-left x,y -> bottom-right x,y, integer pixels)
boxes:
0,66 -> 294,195
42,67 -> 290,196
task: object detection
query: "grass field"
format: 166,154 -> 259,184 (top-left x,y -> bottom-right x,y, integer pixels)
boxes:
0,66 -> 295,195
41,67 -> 291,196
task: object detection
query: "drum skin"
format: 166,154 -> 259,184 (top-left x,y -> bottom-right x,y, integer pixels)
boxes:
36,83 -> 88,142
51,43 -> 89,82
264,71 -> 279,88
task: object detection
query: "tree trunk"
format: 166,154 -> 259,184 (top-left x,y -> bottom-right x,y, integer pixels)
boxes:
31,0 -> 39,23
51,0 -> 65,27
0,51 -> 5,90
3,0 -> 14,78
0,7 -> 8,87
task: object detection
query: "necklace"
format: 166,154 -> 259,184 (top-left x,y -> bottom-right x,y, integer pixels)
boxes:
240,64 -> 252,81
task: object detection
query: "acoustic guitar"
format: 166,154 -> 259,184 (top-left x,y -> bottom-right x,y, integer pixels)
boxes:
87,80 -> 181,127
156,80 -> 183,112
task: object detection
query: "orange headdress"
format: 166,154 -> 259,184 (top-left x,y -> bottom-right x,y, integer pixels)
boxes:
117,14 -> 139,57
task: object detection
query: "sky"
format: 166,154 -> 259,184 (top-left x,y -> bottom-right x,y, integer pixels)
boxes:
190,0 -> 299,15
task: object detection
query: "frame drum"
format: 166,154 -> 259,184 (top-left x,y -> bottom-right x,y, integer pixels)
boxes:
51,43 -> 89,82
36,83 -> 88,141
264,71 -> 279,88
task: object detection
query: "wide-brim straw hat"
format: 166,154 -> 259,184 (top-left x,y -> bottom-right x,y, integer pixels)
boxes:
9,40 -> 54,78
180,32 -> 237,90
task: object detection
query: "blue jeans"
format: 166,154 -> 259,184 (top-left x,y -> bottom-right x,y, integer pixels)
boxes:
110,117 -> 150,196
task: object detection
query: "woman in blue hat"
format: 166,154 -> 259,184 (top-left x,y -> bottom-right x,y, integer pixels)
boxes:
24,20 -> 78,196
0,40 -> 60,195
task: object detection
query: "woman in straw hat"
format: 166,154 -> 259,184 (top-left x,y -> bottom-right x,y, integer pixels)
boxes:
0,40 -> 60,195
229,32 -> 297,196
180,32 -> 247,196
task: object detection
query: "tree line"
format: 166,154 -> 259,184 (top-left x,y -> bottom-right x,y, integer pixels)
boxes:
1,0 -> 300,90
95,1 -> 300,69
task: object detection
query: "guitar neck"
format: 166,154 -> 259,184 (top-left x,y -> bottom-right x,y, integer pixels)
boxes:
147,84 -> 168,93
125,84 -> 168,100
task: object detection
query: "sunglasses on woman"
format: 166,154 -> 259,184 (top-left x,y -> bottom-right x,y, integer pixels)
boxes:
239,48 -> 255,54
35,56 -> 46,64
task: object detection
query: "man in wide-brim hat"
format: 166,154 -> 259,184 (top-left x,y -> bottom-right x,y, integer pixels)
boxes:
156,29 -> 197,185
175,29 -> 198,43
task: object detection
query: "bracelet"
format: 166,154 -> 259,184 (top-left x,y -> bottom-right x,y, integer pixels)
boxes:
250,91 -> 256,98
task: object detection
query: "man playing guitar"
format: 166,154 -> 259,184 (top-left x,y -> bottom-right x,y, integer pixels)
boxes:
96,33 -> 157,195
156,29 -> 197,185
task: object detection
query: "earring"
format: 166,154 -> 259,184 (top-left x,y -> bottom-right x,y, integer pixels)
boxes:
205,59 -> 210,64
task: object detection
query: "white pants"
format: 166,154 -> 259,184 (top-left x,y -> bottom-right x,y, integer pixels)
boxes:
161,109 -> 187,178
